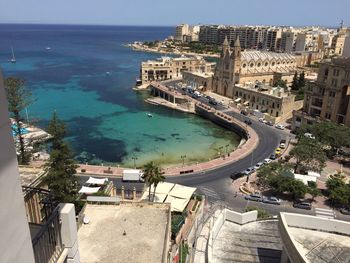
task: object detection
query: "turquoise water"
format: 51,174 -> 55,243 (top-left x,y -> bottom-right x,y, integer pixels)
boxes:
0,24 -> 241,167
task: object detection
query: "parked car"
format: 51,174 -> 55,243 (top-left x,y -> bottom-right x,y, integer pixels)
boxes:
275,124 -> 285,130
244,119 -> 252,125
242,167 -> 255,175
280,143 -> 286,149
209,99 -> 218,105
270,153 -> 276,160
263,196 -> 281,205
280,139 -> 286,144
266,121 -> 273,126
275,148 -> 282,155
240,110 -> 248,116
244,193 -> 263,202
205,95 -> 212,100
293,201 -> 312,210
263,158 -> 272,164
258,118 -> 265,123
254,162 -> 264,170
304,132 -> 315,139
340,207 -> 350,215
230,172 -> 245,180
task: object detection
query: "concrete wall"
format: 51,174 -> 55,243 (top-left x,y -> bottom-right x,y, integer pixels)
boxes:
0,72 -> 35,263
225,209 -> 258,225
279,213 -> 350,263
195,104 -> 248,140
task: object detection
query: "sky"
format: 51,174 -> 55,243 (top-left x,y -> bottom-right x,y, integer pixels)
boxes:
0,0 -> 349,27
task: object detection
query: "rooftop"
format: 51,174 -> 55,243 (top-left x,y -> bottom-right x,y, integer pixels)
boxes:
78,203 -> 170,263
19,166 -> 45,187
280,213 -> 350,263
212,220 -> 282,263
235,83 -> 292,98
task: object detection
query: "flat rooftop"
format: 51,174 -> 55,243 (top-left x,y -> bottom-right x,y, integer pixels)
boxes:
288,226 -> 350,262
78,203 -> 170,263
212,220 -> 282,263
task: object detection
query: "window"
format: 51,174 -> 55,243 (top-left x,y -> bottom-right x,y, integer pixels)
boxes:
257,63 -> 261,67
271,62 -> 275,66
325,112 -> 331,119
346,71 -> 350,79
331,79 -> 338,87
250,63 -> 254,68
242,64 -> 247,68
329,91 -> 336,97
265,62 -> 268,66
333,68 -> 340,77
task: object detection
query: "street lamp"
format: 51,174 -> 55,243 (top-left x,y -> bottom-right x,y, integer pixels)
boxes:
132,155 -> 138,168
218,146 -> 223,158
180,155 -> 186,167
225,144 -> 229,156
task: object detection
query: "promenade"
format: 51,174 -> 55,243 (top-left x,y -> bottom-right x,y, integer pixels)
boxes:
77,124 -> 258,177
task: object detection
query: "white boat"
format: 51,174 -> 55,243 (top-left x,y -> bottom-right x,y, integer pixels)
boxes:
106,71 -> 110,75
46,47 -> 51,50
147,113 -> 153,118
10,47 -> 16,63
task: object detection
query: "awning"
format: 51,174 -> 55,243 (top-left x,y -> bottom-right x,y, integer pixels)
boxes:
164,195 -> 191,212
86,177 -> 108,185
168,184 -> 196,199
79,186 -> 101,194
234,98 -> 241,103
149,182 -> 176,194
141,192 -> 168,203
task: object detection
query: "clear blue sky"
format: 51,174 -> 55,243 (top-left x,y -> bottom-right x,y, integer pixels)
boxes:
0,0 -> 349,27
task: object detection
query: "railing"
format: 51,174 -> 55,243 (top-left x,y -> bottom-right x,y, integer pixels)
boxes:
23,186 -> 58,224
32,206 -> 64,263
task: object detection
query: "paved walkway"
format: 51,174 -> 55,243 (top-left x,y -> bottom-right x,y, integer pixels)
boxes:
76,124 -> 258,177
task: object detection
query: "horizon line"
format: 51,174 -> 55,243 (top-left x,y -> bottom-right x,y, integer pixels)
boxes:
0,22 -> 341,29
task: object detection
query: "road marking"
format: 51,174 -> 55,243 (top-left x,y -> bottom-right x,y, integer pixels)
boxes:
198,186 -> 222,201
315,208 -> 335,219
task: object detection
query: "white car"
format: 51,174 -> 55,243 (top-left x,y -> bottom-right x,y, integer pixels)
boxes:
304,133 -> 315,139
275,124 -> 285,130
258,118 -> 265,123
263,158 -> 272,164
280,143 -> 286,149
254,162 -> 264,170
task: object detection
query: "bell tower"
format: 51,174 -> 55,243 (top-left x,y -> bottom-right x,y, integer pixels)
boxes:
230,37 -> 241,85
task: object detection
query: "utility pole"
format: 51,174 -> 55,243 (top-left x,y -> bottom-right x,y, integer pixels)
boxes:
181,155 -> 186,167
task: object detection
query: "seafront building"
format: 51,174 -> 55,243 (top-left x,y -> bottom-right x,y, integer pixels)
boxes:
212,37 -> 297,95
232,83 -> 301,123
140,55 -> 214,84
292,57 -> 350,129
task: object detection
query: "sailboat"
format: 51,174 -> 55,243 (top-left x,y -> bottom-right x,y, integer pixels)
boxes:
10,47 -> 16,63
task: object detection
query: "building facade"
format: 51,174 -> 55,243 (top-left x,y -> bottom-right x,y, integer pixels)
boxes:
140,56 -> 213,84
175,24 -> 189,42
212,37 -> 297,98
293,57 -> 350,129
182,70 -> 213,91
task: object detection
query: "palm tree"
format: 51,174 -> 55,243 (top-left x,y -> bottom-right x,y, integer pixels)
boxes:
142,161 -> 164,201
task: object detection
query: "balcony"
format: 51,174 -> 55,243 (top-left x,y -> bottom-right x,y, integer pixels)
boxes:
23,186 -> 65,263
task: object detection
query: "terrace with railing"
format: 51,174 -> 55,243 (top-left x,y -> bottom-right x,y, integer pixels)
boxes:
23,186 -> 65,263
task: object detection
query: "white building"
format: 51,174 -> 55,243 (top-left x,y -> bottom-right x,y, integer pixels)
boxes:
175,24 -> 189,42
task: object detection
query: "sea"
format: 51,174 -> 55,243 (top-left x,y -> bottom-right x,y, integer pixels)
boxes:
0,24 -> 241,167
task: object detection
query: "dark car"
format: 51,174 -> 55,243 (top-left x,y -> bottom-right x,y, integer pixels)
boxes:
244,194 -> 263,202
280,139 -> 286,144
293,201 -> 312,210
230,172 -> 245,180
270,153 -> 276,160
244,119 -> 252,125
240,110 -> 248,116
340,207 -> 350,215
205,95 -> 212,100
209,100 -> 218,105
266,121 -> 273,126
263,196 -> 281,205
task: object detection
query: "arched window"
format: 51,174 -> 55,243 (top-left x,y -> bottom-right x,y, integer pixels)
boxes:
257,63 -> 261,67
271,61 -> 275,66
242,63 -> 247,68
265,62 -> 269,67
250,63 -> 254,68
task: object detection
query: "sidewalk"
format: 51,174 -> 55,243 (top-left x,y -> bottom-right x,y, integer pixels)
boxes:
75,124 -> 259,177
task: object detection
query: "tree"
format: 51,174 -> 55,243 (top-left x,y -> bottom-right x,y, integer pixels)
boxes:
326,174 -> 350,206
297,71 -> 306,88
43,113 -> 78,203
307,181 -> 321,201
273,79 -> 287,88
289,138 -> 327,173
291,72 -> 299,91
5,77 -> 32,164
307,122 -> 350,156
143,161 -> 164,201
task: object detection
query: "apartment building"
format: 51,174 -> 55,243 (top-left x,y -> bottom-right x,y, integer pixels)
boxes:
175,24 -> 189,42
292,57 -> 350,129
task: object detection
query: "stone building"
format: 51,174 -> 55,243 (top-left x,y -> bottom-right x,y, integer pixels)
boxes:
212,36 -> 297,98
182,70 -> 213,91
140,56 -> 213,84
233,83 -> 302,123
292,57 -> 350,129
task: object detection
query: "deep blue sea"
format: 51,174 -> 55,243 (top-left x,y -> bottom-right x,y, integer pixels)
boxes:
0,24 -> 240,166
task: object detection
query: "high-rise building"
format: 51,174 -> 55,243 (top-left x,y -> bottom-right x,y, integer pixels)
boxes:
295,33 -> 306,52
175,24 -> 189,42
280,31 -> 295,52
199,25 -> 220,44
